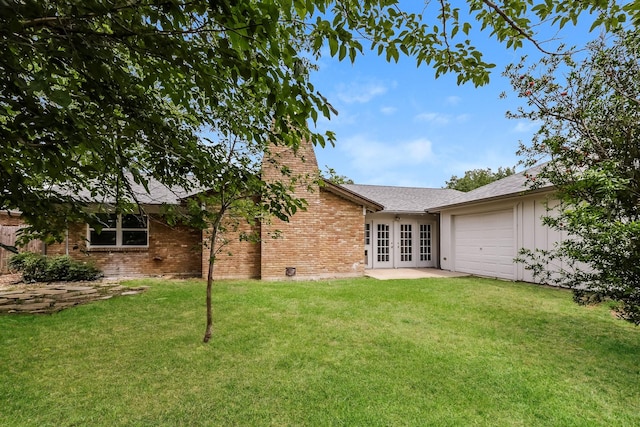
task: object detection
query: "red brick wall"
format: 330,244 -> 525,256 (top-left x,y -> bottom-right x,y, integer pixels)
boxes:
201,219 -> 261,280
261,139 -> 320,280
47,215 -> 202,278
316,190 -> 366,277
260,139 -> 365,280
0,211 -> 24,226
260,189 -> 366,280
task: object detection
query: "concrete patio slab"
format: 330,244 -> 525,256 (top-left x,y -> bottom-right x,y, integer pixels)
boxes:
365,268 -> 470,280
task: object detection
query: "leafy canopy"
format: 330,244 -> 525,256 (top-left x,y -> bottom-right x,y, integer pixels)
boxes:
508,30 -> 640,324
444,167 -> 515,192
322,166 -> 354,185
1,0 -> 638,240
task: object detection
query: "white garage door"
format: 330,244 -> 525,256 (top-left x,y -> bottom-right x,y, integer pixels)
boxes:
453,210 -> 515,279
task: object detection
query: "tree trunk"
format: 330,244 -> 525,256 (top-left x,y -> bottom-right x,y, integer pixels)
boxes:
203,219 -> 220,343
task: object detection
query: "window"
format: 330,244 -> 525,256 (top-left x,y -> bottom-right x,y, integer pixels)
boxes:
377,223 -> 390,262
88,214 -> 148,248
400,224 -> 412,262
419,224 -> 431,261
365,223 -> 370,245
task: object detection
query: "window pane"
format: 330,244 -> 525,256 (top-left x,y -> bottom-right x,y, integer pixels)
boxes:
90,230 -> 117,246
95,213 -> 117,229
122,231 -> 148,246
122,214 -> 147,229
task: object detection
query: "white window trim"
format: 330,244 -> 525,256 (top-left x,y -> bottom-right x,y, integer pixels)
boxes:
87,214 -> 149,249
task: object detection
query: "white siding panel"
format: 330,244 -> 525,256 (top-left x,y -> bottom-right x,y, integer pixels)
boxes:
453,210 -> 515,279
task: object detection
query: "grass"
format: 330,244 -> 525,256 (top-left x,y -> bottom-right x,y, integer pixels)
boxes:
1,276 -> 639,426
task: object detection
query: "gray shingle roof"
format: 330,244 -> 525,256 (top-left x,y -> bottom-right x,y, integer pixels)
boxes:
427,163 -> 552,211
73,176 -> 197,205
341,184 -> 464,213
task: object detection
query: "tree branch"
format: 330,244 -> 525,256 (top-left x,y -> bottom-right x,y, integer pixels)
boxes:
481,0 -> 555,55
438,0 -> 453,65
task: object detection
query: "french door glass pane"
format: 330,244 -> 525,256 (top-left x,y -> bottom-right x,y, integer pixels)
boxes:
377,224 -> 389,262
420,224 -> 431,261
400,224 -> 412,261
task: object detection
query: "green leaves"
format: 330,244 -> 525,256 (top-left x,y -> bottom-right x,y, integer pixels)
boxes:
508,30 -> 640,324
444,167 -> 516,192
2,0 -> 638,241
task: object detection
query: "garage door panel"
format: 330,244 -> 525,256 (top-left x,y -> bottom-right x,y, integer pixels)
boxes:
453,210 -> 515,280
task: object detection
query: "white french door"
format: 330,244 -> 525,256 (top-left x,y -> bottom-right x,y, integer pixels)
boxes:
373,222 -> 393,268
371,219 -> 436,268
396,222 -> 415,267
416,223 -> 434,267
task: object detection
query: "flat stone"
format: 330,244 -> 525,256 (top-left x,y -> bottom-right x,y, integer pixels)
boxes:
0,304 -> 22,312
120,291 -> 143,296
59,289 -> 98,299
51,285 -> 94,292
37,288 -> 69,295
17,302 -> 53,311
54,302 -> 79,309
75,289 -> 99,295
60,294 -> 97,302
13,294 -> 38,300
0,290 -> 26,296
96,282 -> 121,288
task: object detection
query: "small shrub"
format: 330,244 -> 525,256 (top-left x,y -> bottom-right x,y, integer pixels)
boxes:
66,260 -> 102,281
8,252 -> 102,282
15,252 -> 49,282
47,256 -> 72,280
7,252 -> 32,272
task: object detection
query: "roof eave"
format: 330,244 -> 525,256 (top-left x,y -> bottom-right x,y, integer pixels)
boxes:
426,186 -> 554,213
321,179 -> 384,211
371,209 -> 437,215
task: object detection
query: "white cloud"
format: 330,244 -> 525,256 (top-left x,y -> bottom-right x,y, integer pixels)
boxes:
405,139 -> 433,161
513,120 -> 541,133
415,112 -> 451,125
339,135 -> 435,177
380,106 -> 397,115
456,114 -> 471,123
336,80 -> 388,104
415,112 -> 471,125
446,96 -> 462,106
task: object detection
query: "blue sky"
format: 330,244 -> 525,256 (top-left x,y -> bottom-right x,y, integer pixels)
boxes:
309,14 -> 598,188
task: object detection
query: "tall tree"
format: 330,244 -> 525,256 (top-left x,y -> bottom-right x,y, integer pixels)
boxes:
508,30 -> 640,324
163,134 -> 306,343
445,167 -> 515,192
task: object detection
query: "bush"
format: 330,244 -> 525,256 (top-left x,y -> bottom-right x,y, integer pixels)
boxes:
8,253 -> 102,282
7,252 -> 31,272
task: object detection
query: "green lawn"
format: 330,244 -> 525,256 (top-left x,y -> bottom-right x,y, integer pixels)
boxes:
1,276 -> 639,426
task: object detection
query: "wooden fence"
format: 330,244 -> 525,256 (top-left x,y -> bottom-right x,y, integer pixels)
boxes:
0,226 -> 44,273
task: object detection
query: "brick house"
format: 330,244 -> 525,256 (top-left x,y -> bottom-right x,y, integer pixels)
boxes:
0,139 -> 382,280
1,139 -> 559,282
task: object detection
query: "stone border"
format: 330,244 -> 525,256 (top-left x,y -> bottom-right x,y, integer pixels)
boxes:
0,282 -> 148,315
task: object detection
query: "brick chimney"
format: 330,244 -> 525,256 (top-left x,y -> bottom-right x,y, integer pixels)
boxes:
260,138 -> 322,280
